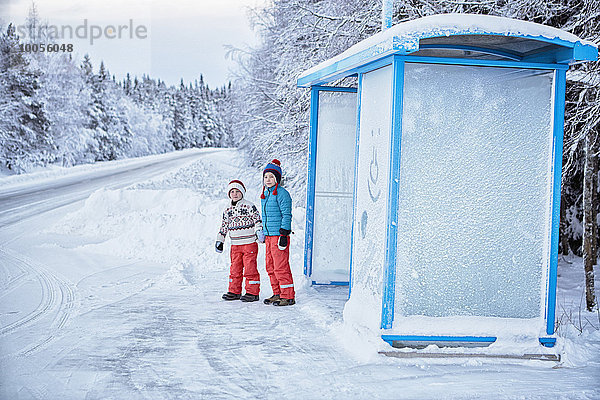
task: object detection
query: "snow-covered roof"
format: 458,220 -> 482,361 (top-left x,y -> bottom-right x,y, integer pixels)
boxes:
298,14 -> 598,87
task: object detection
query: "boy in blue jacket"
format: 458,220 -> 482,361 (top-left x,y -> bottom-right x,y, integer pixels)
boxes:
260,159 -> 295,306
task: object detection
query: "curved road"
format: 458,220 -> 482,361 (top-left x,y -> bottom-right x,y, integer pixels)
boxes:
0,150 -> 217,229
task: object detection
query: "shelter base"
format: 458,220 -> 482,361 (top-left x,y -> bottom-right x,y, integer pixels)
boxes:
382,335 -> 557,349
311,280 -> 349,286
378,351 -> 560,362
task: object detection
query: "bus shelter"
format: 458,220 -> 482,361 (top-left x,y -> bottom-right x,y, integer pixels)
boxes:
298,14 -> 597,348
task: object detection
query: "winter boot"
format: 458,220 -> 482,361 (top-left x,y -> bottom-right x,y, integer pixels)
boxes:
240,293 -> 259,302
263,294 -> 280,305
273,298 -> 295,306
222,292 -> 241,301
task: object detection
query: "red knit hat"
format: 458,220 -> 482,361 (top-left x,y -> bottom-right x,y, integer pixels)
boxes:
227,180 -> 246,198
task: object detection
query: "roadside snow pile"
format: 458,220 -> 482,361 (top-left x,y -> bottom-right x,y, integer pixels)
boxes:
129,155 -> 223,197
46,152 -> 245,273
49,187 -> 228,272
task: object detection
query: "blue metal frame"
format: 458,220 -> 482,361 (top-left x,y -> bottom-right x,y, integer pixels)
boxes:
382,335 -> 497,346
310,85 -> 358,93
299,54 -> 568,88
348,73 -> 364,297
380,56 -> 405,329
312,281 -> 350,286
546,68 -> 567,335
523,41 -> 598,64
304,87 -> 320,278
401,55 -> 568,70
354,57 -> 394,75
304,85 -> 357,286
539,337 -> 557,348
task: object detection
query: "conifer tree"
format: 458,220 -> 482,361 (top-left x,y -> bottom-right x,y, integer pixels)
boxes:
0,23 -> 52,172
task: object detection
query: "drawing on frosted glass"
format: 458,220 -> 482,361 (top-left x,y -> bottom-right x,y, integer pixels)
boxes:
367,129 -> 381,203
349,64 -> 392,309
360,211 -> 368,239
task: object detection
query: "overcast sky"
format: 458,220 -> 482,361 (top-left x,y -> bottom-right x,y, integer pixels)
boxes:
0,0 -> 263,88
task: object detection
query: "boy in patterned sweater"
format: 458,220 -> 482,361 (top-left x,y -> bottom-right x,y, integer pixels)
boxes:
216,180 -> 265,302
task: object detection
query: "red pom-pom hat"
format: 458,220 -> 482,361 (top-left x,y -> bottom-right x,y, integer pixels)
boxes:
261,159 -> 282,198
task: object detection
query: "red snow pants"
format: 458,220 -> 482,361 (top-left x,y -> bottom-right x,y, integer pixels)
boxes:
265,236 -> 295,299
228,242 -> 260,295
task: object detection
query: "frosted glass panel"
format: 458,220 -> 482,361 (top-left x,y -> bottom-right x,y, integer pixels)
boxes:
395,64 -> 553,319
311,90 -> 357,283
349,65 -> 393,310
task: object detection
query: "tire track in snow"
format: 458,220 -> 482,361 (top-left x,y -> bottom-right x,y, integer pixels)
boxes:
0,247 -> 77,358
0,254 -> 28,300
0,247 -> 55,337
18,259 -> 76,357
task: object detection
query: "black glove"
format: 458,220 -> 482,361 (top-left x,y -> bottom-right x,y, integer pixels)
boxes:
215,241 -> 224,253
279,228 -> 291,236
278,235 -> 288,250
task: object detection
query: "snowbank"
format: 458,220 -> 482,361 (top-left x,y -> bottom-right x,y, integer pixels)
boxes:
49,187 -> 224,270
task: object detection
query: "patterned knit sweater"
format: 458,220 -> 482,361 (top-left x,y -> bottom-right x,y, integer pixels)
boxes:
217,199 -> 263,246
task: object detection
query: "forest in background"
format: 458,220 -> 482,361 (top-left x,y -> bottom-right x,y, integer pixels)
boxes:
0,6 -> 234,174
0,1 -> 598,308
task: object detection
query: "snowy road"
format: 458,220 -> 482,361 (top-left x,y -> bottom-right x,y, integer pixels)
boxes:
0,149 -> 599,399
0,149 -> 212,228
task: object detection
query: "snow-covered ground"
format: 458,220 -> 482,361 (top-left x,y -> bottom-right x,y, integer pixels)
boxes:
1,149 -> 599,399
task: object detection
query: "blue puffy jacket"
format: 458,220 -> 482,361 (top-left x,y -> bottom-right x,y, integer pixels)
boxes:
261,185 -> 292,236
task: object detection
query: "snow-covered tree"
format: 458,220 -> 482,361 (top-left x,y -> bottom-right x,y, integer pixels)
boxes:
35,52 -> 95,166
565,64 -> 600,311
81,60 -> 133,161
0,23 -> 53,172
228,0 -> 381,194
